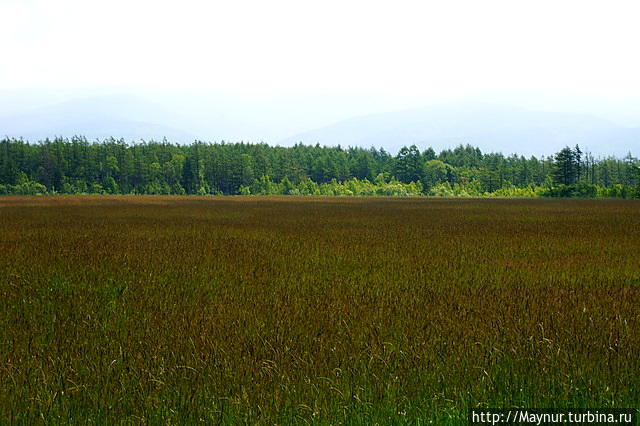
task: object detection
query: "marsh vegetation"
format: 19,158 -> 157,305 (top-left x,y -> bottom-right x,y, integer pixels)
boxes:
1,196 -> 639,422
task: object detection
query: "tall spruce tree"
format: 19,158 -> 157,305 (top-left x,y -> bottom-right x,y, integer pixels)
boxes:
553,145 -> 582,185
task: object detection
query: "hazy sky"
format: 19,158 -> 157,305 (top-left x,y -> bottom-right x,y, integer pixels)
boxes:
2,0 -> 640,98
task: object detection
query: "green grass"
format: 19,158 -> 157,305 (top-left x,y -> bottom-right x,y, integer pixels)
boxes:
1,196 -> 639,423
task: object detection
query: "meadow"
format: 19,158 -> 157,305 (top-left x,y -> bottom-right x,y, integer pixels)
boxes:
1,196 -> 639,423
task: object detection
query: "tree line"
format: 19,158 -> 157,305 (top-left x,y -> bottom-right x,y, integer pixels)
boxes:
0,137 -> 638,197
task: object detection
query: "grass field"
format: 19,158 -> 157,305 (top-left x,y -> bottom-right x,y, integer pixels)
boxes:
1,196 -> 639,423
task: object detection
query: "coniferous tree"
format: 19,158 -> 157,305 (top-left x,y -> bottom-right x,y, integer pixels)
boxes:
553,145 -> 582,185
394,145 -> 424,183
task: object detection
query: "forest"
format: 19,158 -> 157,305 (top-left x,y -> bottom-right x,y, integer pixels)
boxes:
0,137 -> 638,197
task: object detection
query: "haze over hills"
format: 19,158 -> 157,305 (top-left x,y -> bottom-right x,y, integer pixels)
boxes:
283,103 -> 640,157
0,89 -> 638,157
0,94 -> 196,143
0,89 -> 419,144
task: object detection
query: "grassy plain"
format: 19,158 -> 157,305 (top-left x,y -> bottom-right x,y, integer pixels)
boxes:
1,196 -> 639,423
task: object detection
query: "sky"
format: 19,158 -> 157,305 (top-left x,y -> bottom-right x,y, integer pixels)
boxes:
2,0 -> 640,99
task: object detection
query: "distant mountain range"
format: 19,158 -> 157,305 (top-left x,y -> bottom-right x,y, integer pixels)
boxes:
282,103 -> 640,157
0,93 -> 638,157
0,95 -> 196,143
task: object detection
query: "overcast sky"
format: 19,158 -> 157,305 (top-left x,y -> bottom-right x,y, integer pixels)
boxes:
2,0 -> 640,98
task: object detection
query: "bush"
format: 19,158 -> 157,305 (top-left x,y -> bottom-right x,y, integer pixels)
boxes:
541,183 -> 633,198
11,181 -> 48,195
